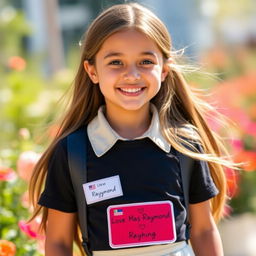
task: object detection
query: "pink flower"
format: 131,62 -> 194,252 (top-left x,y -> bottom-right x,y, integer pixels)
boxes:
225,167 -> 239,197
208,73 -> 256,137
36,238 -> 45,254
18,128 -> 30,140
229,138 -> 243,153
18,217 -> 44,239
17,151 -> 41,182
244,122 -> 256,136
223,204 -> 233,217
218,107 -> 256,136
0,240 -> 16,256
21,191 -> 30,209
20,190 -> 34,212
7,56 -> 26,71
234,150 -> 256,172
0,167 -> 17,181
205,114 -> 222,132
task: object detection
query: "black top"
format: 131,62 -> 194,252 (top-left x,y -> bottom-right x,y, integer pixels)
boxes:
39,134 -> 218,251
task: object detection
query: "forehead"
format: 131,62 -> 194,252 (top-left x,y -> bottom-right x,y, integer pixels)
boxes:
97,29 -> 163,57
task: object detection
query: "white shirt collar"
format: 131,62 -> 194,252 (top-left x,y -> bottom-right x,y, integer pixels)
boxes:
87,104 -> 171,157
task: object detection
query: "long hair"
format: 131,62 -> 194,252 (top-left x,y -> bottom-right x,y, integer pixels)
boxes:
29,3 -> 234,255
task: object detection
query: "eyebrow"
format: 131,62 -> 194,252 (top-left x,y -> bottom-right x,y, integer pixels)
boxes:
103,51 -> 157,59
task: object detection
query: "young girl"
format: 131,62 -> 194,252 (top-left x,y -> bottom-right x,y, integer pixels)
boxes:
29,3 -> 233,256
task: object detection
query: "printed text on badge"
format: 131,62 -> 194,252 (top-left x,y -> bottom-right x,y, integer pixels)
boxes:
107,201 -> 176,248
83,175 -> 123,204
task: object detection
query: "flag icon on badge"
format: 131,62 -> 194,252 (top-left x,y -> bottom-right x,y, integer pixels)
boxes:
114,209 -> 123,216
89,184 -> 96,190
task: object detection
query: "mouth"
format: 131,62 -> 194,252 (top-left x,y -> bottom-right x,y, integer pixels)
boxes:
117,87 -> 146,96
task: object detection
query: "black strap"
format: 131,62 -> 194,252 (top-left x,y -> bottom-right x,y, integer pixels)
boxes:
176,151 -> 193,221
67,127 -> 194,251
176,150 -> 194,240
67,127 -> 92,256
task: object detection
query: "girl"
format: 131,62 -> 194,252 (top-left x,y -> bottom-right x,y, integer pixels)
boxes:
29,3 -> 233,256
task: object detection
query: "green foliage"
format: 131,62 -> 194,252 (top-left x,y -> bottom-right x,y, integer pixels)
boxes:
231,171 -> 256,214
0,4 -> 72,255
0,169 -> 43,255
0,7 -> 31,59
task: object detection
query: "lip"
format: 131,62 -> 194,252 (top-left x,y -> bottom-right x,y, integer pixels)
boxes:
117,87 -> 146,96
117,83 -> 145,88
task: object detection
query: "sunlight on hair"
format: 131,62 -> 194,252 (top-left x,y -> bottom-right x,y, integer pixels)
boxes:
28,4 -> 239,256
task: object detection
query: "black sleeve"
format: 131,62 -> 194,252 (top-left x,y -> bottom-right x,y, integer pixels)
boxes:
189,158 -> 219,204
38,138 -> 77,212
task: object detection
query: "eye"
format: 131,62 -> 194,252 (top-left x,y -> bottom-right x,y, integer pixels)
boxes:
140,59 -> 154,65
108,60 -> 123,66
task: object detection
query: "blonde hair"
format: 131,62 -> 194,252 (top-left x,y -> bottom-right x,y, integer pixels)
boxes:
29,3 -> 234,255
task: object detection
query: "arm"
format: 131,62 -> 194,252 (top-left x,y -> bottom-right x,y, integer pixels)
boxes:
189,200 -> 224,256
45,208 -> 77,256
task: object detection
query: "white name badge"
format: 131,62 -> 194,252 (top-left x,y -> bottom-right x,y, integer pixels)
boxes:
83,175 -> 123,205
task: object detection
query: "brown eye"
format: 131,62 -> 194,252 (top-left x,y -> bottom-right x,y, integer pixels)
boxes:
141,59 -> 154,65
109,60 -> 122,65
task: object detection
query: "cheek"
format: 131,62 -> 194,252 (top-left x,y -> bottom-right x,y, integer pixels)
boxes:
98,83 -> 111,100
97,68 -> 121,83
144,67 -> 163,82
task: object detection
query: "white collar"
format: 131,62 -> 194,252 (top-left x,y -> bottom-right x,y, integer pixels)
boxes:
87,104 -> 171,157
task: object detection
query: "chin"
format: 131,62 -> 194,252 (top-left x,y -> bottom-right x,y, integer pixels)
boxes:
119,103 -> 149,112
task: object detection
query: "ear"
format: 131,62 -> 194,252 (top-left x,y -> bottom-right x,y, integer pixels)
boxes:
83,60 -> 99,84
161,58 -> 172,82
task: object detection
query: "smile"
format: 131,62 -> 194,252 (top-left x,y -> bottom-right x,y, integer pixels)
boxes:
120,88 -> 143,93
118,87 -> 145,96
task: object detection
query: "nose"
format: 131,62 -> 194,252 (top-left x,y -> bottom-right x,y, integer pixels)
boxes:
123,65 -> 141,82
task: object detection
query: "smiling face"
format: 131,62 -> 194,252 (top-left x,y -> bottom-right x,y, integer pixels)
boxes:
84,29 -> 169,116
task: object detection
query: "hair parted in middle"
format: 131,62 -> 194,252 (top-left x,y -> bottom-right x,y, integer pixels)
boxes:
68,3 -> 173,131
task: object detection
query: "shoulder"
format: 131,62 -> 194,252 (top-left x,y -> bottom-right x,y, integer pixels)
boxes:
174,125 -> 203,155
50,126 -> 88,164
51,137 -> 68,159
66,126 -> 88,140
47,137 -> 69,172
53,126 -> 87,154
178,125 -> 200,142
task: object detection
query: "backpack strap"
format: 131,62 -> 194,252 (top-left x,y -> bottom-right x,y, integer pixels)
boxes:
176,150 -> 194,238
67,127 -> 92,256
67,126 -> 194,249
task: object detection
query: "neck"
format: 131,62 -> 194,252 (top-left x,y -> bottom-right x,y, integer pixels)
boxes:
105,104 -> 151,139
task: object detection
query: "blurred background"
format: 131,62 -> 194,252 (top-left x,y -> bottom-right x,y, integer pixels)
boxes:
0,0 -> 255,255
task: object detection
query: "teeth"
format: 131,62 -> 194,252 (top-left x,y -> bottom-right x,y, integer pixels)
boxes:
120,88 -> 142,93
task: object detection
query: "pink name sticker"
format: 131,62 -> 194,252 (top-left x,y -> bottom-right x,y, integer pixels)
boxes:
107,201 -> 176,249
